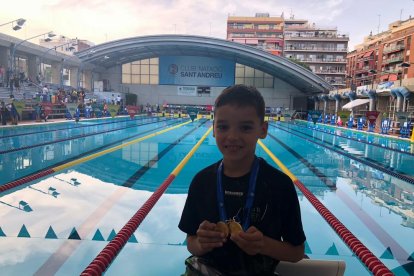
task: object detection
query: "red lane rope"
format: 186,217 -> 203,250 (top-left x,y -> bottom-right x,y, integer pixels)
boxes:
0,169 -> 55,193
293,179 -> 393,276
81,174 -> 176,275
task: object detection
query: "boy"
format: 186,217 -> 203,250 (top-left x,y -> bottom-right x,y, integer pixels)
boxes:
179,84 -> 306,275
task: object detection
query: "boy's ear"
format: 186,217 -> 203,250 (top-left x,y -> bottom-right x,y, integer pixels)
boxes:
259,121 -> 268,139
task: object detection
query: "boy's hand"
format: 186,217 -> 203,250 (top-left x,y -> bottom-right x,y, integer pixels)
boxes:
230,226 -> 264,255
195,220 -> 227,253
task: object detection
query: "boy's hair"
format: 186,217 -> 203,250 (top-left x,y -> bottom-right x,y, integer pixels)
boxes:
214,84 -> 265,122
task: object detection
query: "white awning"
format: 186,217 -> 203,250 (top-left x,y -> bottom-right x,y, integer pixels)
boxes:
342,99 -> 370,110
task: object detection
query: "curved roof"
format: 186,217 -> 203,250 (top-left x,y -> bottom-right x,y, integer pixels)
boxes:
75,35 -> 333,94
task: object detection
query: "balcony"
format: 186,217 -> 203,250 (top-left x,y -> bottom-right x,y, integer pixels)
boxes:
383,44 -> 405,54
313,69 -> 346,74
300,58 -> 347,64
284,34 -> 349,41
284,46 -> 347,52
227,27 -> 283,33
256,45 -> 283,51
382,56 -> 404,65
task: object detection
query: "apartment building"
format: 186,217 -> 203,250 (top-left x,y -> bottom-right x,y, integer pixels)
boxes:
283,19 -> 349,88
227,13 -> 284,56
226,14 -> 349,88
347,18 -> 414,88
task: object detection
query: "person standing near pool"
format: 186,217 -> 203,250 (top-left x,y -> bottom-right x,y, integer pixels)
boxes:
179,84 -> 306,275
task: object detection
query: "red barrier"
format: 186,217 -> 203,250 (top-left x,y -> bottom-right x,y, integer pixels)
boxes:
41,102 -> 54,117
0,169 -> 55,193
126,105 -> 138,119
81,174 -> 176,275
293,180 -> 393,276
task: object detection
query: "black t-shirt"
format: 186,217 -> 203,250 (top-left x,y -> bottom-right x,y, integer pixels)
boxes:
178,157 -> 306,275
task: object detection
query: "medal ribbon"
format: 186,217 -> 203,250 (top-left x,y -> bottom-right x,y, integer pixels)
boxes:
216,157 -> 260,231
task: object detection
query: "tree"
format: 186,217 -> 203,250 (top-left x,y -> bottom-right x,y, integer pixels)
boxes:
288,57 -> 312,71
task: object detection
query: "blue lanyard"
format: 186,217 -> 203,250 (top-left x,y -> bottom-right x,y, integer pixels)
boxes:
216,158 -> 260,231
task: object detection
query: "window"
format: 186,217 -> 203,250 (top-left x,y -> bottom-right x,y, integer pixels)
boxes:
122,58 -> 159,85
234,64 -> 274,88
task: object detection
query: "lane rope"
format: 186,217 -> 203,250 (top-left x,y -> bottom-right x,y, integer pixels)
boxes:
81,127 -> 213,275
0,120 -> 192,194
258,140 -> 393,276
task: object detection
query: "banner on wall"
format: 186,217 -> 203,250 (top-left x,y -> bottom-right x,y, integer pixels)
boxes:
13,101 -> 25,118
308,110 -> 322,124
126,105 -> 139,119
283,110 -> 296,120
66,103 -> 78,117
177,86 -> 197,96
159,56 -> 235,86
337,111 -> 351,122
186,107 -> 198,122
366,111 -> 380,125
107,104 -> 119,118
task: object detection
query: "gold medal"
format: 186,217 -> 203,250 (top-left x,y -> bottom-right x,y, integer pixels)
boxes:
227,219 -> 243,235
215,221 -> 229,237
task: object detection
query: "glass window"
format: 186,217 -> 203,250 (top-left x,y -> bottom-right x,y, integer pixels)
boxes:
234,63 -> 273,88
150,75 -> 159,84
244,77 -> 254,86
254,78 -> 264,87
254,69 -> 264,77
122,74 -> 131,84
264,78 -> 273,88
141,75 -> 150,84
122,64 -> 131,74
131,65 -> 140,74
131,75 -> 140,83
235,77 -> 244,84
122,58 -> 159,84
141,66 -> 150,75
245,67 -> 255,77
235,66 -> 245,77
150,65 -> 158,74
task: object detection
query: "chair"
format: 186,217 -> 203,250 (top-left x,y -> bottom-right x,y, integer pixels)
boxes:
381,119 -> 391,134
275,259 -> 346,276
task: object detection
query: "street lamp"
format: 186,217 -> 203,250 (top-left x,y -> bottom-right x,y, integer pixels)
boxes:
0,18 -> 26,31
10,31 -> 55,75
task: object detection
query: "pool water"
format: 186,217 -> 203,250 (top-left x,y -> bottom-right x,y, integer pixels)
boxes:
0,116 -> 413,275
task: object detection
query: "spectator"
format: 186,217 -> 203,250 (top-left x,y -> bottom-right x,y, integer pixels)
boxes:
42,85 -> 49,102
1,101 -> 8,125
13,75 -> 20,93
36,72 -> 43,85
9,101 -> 19,125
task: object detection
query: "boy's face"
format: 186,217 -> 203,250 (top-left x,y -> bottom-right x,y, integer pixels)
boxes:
213,104 -> 268,164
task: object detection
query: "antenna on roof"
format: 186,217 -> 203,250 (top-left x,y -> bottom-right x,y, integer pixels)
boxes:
289,9 -> 294,20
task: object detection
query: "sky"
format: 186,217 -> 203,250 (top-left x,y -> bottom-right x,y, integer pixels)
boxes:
1,0 -> 414,51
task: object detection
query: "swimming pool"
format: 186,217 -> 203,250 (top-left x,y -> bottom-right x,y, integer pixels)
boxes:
0,116 -> 413,275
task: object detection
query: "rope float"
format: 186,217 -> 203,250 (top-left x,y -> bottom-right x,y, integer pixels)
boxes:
258,140 -> 393,276
0,120 -> 191,194
81,127 -> 213,275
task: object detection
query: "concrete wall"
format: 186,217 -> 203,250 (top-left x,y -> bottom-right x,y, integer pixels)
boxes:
96,81 -> 305,110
